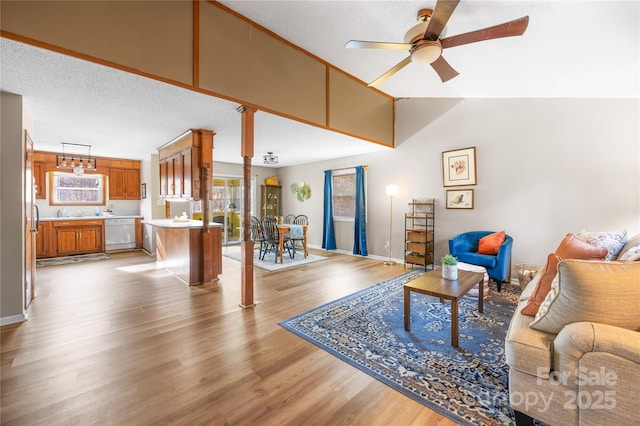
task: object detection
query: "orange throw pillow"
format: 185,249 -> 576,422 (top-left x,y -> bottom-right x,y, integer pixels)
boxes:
477,231 -> 506,255
521,253 -> 561,316
520,234 -> 608,317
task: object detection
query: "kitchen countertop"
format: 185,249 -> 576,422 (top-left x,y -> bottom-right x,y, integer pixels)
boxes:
40,215 -> 143,221
142,219 -> 223,229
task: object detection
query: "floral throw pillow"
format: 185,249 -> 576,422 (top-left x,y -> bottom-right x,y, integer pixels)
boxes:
576,229 -> 627,261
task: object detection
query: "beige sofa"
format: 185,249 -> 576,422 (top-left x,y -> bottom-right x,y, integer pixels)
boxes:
505,235 -> 640,425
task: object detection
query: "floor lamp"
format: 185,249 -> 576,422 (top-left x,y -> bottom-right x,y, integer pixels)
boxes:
384,184 -> 398,266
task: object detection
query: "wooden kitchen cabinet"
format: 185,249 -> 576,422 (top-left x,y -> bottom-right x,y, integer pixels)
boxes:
159,159 -> 169,197
180,148 -> 192,198
158,150 -> 195,198
33,151 -> 55,200
52,220 -> 105,256
35,221 -> 53,258
33,162 -> 49,199
159,155 -> 178,197
109,168 -> 141,200
158,131 -> 204,199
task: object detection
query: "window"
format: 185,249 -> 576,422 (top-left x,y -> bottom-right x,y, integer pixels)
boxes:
333,168 -> 366,222
50,172 -> 105,206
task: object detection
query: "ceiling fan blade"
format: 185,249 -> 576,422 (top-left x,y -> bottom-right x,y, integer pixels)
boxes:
423,0 -> 460,40
368,56 -> 412,87
440,16 -> 529,49
430,56 -> 459,82
345,40 -> 412,51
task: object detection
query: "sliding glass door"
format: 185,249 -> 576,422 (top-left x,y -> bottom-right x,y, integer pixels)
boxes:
212,176 -> 256,246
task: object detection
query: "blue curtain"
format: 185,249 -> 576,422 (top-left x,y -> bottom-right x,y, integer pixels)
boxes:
322,170 -> 336,250
353,166 -> 368,256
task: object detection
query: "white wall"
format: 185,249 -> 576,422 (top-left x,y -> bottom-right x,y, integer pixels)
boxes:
279,98 -> 640,269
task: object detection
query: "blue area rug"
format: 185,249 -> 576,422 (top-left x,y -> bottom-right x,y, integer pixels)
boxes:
280,269 -> 522,426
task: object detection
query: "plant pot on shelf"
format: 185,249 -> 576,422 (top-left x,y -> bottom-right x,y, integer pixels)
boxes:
442,264 -> 458,280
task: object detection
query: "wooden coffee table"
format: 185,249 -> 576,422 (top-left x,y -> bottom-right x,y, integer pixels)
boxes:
404,269 -> 485,347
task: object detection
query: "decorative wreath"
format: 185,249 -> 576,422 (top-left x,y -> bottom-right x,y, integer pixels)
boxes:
291,181 -> 311,202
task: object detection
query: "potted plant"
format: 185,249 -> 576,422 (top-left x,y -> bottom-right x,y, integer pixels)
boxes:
441,254 -> 459,280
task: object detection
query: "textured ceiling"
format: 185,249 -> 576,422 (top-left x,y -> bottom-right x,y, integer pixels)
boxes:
220,0 -> 639,98
1,1 -> 638,166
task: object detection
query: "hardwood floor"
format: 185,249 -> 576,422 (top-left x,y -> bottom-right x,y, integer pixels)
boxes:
1,249 -> 457,425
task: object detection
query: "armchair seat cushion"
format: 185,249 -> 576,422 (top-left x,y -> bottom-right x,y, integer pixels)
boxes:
455,252 -> 497,269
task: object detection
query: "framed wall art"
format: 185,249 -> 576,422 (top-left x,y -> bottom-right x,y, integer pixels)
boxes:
442,147 -> 477,187
446,189 -> 474,209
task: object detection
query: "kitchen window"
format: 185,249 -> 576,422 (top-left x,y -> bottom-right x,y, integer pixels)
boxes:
49,172 -> 106,206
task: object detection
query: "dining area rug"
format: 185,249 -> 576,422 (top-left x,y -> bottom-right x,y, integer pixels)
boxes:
279,269 -> 522,425
224,249 -> 328,271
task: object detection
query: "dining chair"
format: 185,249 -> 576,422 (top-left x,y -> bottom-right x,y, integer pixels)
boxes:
250,216 -> 266,259
290,214 -> 308,252
260,217 -> 294,262
283,214 -> 296,224
293,214 -> 308,225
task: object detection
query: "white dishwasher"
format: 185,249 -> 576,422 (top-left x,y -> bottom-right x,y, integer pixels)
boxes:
105,218 -> 136,250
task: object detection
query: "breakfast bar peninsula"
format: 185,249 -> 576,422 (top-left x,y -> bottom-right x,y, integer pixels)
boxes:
147,128 -> 222,285
143,219 -> 222,286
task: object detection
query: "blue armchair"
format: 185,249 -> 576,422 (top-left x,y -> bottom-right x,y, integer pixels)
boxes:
448,231 -> 513,291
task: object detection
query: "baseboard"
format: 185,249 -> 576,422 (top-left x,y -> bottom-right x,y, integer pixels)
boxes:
308,244 -> 405,265
1,312 -> 26,326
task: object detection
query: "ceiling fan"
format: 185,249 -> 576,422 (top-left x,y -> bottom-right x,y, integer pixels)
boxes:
345,0 -> 529,86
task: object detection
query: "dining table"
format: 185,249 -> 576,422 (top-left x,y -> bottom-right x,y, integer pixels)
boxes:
276,224 -> 308,263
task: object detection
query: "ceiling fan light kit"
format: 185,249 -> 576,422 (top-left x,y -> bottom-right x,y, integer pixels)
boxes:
345,0 -> 529,86
411,40 -> 442,65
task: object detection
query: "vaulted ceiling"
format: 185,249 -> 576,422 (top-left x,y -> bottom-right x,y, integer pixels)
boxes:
1,1 -> 638,166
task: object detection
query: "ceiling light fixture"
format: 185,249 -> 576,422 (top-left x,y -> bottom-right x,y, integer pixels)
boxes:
263,152 -> 278,165
56,142 -> 97,176
411,40 -> 442,65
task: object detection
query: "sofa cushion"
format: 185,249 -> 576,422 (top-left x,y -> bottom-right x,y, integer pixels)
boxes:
477,230 -> 505,255
520,253 -> 561,316
619,245 -> 640,261
530,260 -> 640,334
455,252 -> 497,269
505,299 -> 555,378
576,229 -> 627,261
617,233 -> 640,261
520,234 -> 607,317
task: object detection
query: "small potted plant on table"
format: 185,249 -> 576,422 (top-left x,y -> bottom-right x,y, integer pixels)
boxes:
441,254 -> 459,280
